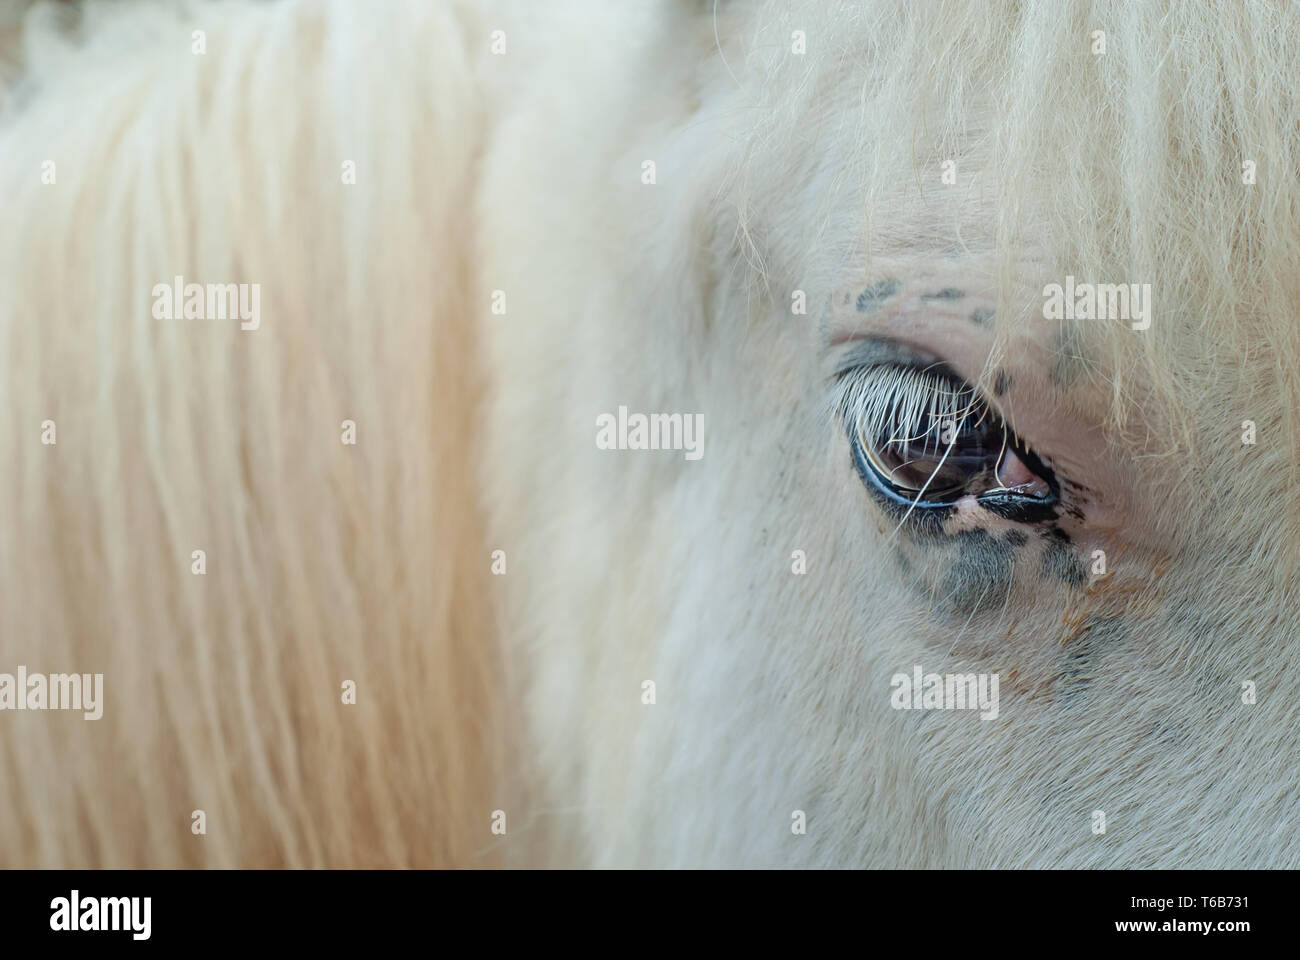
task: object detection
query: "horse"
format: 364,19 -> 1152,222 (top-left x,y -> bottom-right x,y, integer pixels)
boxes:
2,0 -> 1297,868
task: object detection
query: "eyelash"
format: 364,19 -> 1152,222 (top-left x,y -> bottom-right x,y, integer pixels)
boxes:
836,364 -> 990,459
833,361 -> 1060,523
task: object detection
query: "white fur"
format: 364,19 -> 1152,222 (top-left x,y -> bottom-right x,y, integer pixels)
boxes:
481,1 -> 1300,867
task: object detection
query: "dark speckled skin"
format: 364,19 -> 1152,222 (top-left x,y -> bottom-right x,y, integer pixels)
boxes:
855,278 -> 902,312
1050,326 -> 1089,389
1042,539 -> 1088,588
1055,615 -> 1130,705
939,529 -> 1015,616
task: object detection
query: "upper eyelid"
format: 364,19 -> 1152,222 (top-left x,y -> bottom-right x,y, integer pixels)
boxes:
830,334 -> 1015,429
830,336 -> 932,379
830,337 -> 995,420
830,335 -> 963,385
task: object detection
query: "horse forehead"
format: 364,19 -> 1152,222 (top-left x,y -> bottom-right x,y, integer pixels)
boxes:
819,249 -> 1058,355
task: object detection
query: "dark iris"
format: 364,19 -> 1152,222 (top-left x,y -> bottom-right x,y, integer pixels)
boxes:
862,392 -> 1003,499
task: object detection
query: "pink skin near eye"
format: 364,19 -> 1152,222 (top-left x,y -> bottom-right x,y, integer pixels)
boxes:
995,447 -> 1051,498
943,444 -> 1052,534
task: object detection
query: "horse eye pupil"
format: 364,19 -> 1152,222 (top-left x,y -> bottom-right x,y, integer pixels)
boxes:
867,413 -> 1003,500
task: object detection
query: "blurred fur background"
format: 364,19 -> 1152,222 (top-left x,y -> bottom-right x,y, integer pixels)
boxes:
0,0 -> 502,867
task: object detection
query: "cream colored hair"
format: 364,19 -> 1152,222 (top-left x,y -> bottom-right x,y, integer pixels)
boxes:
0,0 -> 500,867
3,0 -> 1299,868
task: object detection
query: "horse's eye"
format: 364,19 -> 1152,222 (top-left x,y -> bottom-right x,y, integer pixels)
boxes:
834,362 -> 1057,513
